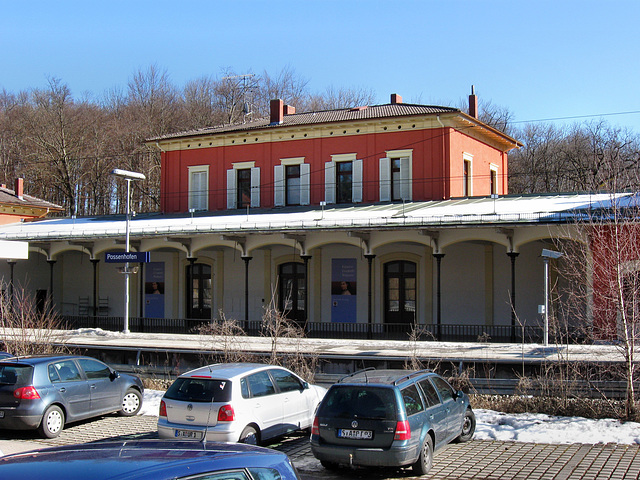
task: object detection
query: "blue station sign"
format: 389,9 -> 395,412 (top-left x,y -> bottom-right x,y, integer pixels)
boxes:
105,251 -> 150,263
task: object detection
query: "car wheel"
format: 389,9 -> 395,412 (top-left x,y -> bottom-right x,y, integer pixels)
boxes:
120,388 -> 142,416
320,460 -> 341,471
39,405 -> 64,439
239,425 -> 259,445
455,408 -> 476,443
413,435 -> 433,475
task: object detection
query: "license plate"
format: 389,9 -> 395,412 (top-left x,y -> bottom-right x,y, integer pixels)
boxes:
338,429 -> 372,439
175,429 -> 202,439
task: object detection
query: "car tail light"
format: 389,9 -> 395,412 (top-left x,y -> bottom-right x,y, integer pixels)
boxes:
311,416 -> 319,436
13,386 -> 40,400
159,400 -> 167,417
394,420 -> 411,440
217,404 -> 235,422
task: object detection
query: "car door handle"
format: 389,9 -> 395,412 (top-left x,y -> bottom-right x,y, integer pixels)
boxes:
59,388 -> 66,393
90,385 -> 96,389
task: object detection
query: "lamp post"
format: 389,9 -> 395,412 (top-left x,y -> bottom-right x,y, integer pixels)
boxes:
111,168 -> 146,334
541,248 -> 563,346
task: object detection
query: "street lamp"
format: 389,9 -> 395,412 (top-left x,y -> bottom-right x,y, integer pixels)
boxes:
111,168 -> 146,334
541,248 -> 563,346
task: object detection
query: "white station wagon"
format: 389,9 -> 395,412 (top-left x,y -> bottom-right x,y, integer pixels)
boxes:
157,363 -> 326,444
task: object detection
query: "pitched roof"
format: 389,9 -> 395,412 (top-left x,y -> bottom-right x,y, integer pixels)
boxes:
0,184 -> 63,212
149,103 -> 461,141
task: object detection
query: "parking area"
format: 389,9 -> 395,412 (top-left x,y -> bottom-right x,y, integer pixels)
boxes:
1,414 -> 640,479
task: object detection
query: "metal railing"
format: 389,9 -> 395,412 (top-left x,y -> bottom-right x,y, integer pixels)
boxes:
62,315 -> 557,343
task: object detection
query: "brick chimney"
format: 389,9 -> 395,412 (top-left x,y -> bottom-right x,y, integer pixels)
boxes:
391,93 -> 403,104
469,85 -> 478,118
270,99 -> 284,125
283,104 -> 296,115
14,178 -> 24,200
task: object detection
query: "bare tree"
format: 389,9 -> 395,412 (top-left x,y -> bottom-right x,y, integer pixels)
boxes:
256,66 -> 310,115
0,282 -> 69,356
305,85 -> 377,111
509,120 -> 640,195
183,75 -> 227,129
555,193 -> 640,420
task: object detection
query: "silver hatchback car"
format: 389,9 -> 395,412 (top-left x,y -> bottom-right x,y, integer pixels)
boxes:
158,363 -> 326,445
0,355 -> 144,438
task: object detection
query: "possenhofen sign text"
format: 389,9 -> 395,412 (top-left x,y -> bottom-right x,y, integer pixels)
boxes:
105,251 -> 150,263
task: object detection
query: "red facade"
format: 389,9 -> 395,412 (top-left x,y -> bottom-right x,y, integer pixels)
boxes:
156,97 -> 518,213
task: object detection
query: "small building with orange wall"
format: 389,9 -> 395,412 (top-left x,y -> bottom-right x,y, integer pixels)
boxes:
0,178 -> 63,225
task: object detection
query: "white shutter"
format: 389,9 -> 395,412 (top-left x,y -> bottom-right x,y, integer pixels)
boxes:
250,167 -> 260,208
352,159 -> 363,203
324,161 -> 335,204
226,168 -> 236,209
274,165 -> 285,206
197,171 -> 208,210
379,157 -> 391,202
400,156 -> 411,201
300,163 -> 310,205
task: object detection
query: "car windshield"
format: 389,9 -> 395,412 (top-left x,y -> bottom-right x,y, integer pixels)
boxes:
164,377 -> 232,403
0,364 -> 33,386
319,386 -> 397,420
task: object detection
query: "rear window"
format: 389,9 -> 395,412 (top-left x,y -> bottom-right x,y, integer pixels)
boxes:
0,364 -> 33,386
164,378 -> 232,403
318,386 -> 397,420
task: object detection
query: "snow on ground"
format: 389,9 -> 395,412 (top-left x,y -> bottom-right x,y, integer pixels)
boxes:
139,391 -> 640,445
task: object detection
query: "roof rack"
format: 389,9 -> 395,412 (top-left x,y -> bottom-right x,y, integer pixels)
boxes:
338,367 -> 377,383
392,369 -> 433,386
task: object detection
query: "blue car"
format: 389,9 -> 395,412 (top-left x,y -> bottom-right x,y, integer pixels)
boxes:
0,440 -> 301,480
0,355 -> 144,438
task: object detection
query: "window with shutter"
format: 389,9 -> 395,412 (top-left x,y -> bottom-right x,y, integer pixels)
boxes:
188,166 -> 209,211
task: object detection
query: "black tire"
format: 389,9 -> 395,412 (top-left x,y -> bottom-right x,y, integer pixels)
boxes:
239,425 -> 260,445
320,460 -> 341,471
413,435 -> 433,475
455,408 -> 476,443
39,405 -> 64,439
119,388 -> 142,416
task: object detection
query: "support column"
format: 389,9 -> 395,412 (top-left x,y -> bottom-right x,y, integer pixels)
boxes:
364,254 -> 376,339
300,254 -> 312,328
433,253 -> 445,340
139,262 -> 145,329
90,259 -> 99,318
7,260 -> 16,313
507,252 -> 520,342
187,257 -> 196,318
242,256 -> 252,329
47,259 -> 56,307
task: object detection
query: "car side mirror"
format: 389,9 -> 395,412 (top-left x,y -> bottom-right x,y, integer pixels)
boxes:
110,371 -> 120,381
455,390 -> 464,400
302,381 -> 309,390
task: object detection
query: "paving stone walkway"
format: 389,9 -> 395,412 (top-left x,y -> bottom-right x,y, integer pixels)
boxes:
1,415 -> 639,479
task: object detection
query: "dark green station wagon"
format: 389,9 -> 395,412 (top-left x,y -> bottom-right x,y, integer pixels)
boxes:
310,368 -> 475,475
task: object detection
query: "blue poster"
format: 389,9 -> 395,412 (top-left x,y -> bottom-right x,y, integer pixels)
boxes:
331,258 -> 357,323
145,262 -> 165,318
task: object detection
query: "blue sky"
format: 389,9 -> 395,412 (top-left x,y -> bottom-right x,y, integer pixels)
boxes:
2,0 -> 640,132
